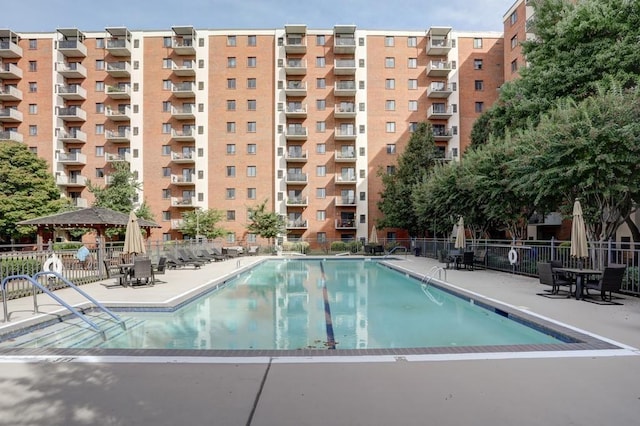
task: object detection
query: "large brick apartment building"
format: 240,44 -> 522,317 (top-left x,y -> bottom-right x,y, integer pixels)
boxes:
0,23 -> 505,245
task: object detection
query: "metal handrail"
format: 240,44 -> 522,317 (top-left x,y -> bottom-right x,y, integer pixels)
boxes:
383,246 -> 408,258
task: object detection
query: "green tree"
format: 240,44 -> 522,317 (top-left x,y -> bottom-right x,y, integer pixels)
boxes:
377,122 -> 440,236
246,200 -> 285,245
0,141 -> 68,242
87,161 -> 138,213
180,209 -> 227,239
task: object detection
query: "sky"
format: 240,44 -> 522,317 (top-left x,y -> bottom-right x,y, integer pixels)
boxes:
5,0 -> 514,33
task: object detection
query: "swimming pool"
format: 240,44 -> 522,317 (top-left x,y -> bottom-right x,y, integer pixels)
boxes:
0,259 -> 620,356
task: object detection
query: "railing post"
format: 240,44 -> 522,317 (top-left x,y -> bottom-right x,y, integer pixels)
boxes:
607,237 -> 612,266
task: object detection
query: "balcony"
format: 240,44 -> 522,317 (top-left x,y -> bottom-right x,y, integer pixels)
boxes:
334,36 -> 356,54
285,127 -> 308,141
105,152 -> 131,163
426,38 -> 453,56
71,197 -> 88,208
334,81 -> 357,97
335,196 -> 357,207
58,152 -> 87,165
172,82 -> 196,98
55,62 -> 86,79
285,104 -> 307,118
0,130 -> 23,142
106,85 -> 131,99
105,107 -> 131,122
285,173 -> 308,184
170,219 -> 184,230
171,197 -> 194,207
171,105 -> 196,120
427,105 -> 453,120
284,81 -> 306,97
0,62 -> 22,79
427,82 -> 453,98
56,85 -> 87,101
0,85 -> 22,101
334,127 -> 357,140
433,127 -> 453,141
284,59 -> 307,75
335,173 -> 357,184
284,36 -> 306,54
57,106 -> 87,122
335,149 -> 356,162
0,108 -> 23,123
335,219 -> 357,229
57,39 -> 87,57
0,36 -> 23,58
171,151 -> 195,164
172,62 -> 195,77
286,219 -> 308,229
106,61 -> 131,78
58,129 -> 87,144
172,38 -> 196,55
170,174 -> 195,186
106,33 -> 132,57
286,197 -> 308,207
56,174 -> 87,187
334,104 -> 356,118
284,150 -> 308,162
105,129 -> 131,143
171,128 -> 195,142
334,59 -> 356,75
427,60 -> 453,77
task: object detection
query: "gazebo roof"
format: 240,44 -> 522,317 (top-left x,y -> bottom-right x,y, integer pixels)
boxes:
18,207 -> 160,230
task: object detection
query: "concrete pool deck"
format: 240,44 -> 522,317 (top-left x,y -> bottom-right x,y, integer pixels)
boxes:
0,255 -> 639,425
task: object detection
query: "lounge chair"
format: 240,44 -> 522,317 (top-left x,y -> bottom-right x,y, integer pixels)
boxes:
209,247 -> 228,261
538,262 -> 572,296
153,256 -> 167,275
223,247 -> 240,258
179,249 -> 206,266
584,265 -> 626,302
248,246 -> 259,256
183,248 -> 212,263
167,253 -> 202,269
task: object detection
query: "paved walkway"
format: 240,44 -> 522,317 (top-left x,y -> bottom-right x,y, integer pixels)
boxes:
0,255 -> 639,426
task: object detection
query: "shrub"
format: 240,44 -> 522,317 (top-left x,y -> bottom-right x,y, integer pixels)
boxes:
52,242 -> 83,251
330,241 -> 348,252
282,241 -> 309,254
0,258 -> 42,278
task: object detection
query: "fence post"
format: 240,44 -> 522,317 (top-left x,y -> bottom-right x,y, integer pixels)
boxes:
607,237 -> 612,266
551,237 -> 555,261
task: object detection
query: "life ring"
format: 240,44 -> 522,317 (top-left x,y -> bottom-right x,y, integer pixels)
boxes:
43,254 -> 63,275
508,248 -> 518,265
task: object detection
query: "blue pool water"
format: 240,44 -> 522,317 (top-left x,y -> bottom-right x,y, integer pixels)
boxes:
0,259 -> 565,351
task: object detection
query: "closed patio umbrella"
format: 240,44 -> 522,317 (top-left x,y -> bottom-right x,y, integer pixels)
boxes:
123,211 -> 146,257
570,199 -> 588,262
369,225 -> 379,245
454,216 -> 466,250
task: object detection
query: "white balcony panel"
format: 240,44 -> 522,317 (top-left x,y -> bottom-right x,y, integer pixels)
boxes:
55,62 -> 87,78
106,85 -> 131,99
58,152 -> 87,165
0,62 -> 23,79
0,130 -> 23,142
0,85 -> 22,101
106,61 -> 131,77
56,40 -> 87,57
58,129 -> 87,143
57,85 -> 87,100
0,108 -> 23,122
57,107 -> 87,122
105,107 -> 131,122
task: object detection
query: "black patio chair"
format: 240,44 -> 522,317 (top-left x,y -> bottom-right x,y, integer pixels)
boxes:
462,251 -> 475,271
537,262 -> 572,297
585,265 -> 626,302
131,258 -> 154,286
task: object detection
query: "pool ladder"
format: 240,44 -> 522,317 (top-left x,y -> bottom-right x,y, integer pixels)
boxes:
420,266 -> 446,306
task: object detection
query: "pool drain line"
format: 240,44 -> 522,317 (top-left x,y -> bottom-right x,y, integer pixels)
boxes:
320,261 -> 336,349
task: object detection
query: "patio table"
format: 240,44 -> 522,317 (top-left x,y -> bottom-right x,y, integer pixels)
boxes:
555,268 -> 602,300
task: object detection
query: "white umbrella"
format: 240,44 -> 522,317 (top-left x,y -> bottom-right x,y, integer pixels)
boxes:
570,199 -> 588,260
123,211 -> 146,256
369,225 -> 379,245
454,216 -> 466,250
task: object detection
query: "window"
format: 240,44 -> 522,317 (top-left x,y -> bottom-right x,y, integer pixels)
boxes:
511,59 -> 518,73
95,146 -> 104,156
247,35 -> 256,46
161,123 -> 171,133
28,82 -> 37,93
226,144 -> 236,154
386,165 -> 396,175
247,121 -> 256,132
226,166 -> 236,177
473,38 -> 483,49
316,210 -> 326,221
316,78 -> 326,89
95,124 -> 104,134
226,122 -> 236,133
95,168 -> 104,178
29,125 -> 37,136
384,36 -> 394,47
385,57 -> 395,68
29,39 -> 37,49
161,145 -> 171,155
386,144 -> 396,154
475,80 -> 484,91
226,188 -> 236,199
317,232 -> 327,243
95,103 -> 104,113
316,143 -> 326,154
162,167 -> 171,177
408,79 -> 418,90
510,10 -> 518,25
316,188 -> 326,199
386,122 -> 396,133
407,36 -> 417,47
409,122 -> 418,132
408,58 -> 417,68
247,144 -> 256,154
475,102 -> 484,113
316,56 -> 325,67
162,80 -> 172,90
227,100 -> 236,111
227,211 -> 236,221
360,191 -> 366,201
227,78 -> 236,89
247,99 -> 256,111
227,35 -> 236,46
162,189 -> 171,199
385,100 -> 395,111
316,35 -> 325,46
247,57 -> 256,67
247,188 -> 256,199
316,122 -> 326,133
474,59 -> 483,70
316,166 -> 326,177
511,35 -> 518,49
408,100 -> 418,111
28,61 -> 37,72
160,211 -> 170,221
95,81 -> 104,92
385,79 -> 395,89
247,78 -> 256,89
162,58 -> 172,69
163,37 -> 171,47
95,59 -> 106,70
28,104 -> 37,114
316,99 -> 326,111
227,57 -> 236,68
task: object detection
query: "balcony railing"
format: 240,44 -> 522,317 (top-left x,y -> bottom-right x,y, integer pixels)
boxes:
286,219 -> 308,229
427,105 -> 454,119
58,129 -> 87,143
0,85 -> 22,101
170,219 -> 184,229
171,197 -> 194,207
427,60 -> 453,76
285,127 -> 308,139
171,128 -> 195,141
335,219 -> 357,229
106,38 -> 132,56
285,173 -> 308,183
55,61 -> 86,78
0,62 -> 23,79
170,174 -> 195,185
334,81 -> 357,96
0,40 -> 23,58
335,173 -> 357,184
285,150 -> 308,162
105,152 -> 131,162
285,59 -> 307,75
433,128 -> 453,139
335,150 -> 356,161
56,174 -> 87,186
105,129 -> 131,142
106,85 -> 131,99
171,151 -> 195,162
427,82 -> 453,98
0,130 -> 23,142
426,38 -> 453,55
335,196 -> 357,206
0,108 -> 23,122
286,197 -> 308,206
106,61 -> 131,77
58,152 -> 87,165
172,82 -> 196,97
56,85 -> 87,100
334,59 -> 356,75
335,127 -> 357,140
57,107 -> 87,121
105,107 -> 131,121
56,39 -> 87,57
